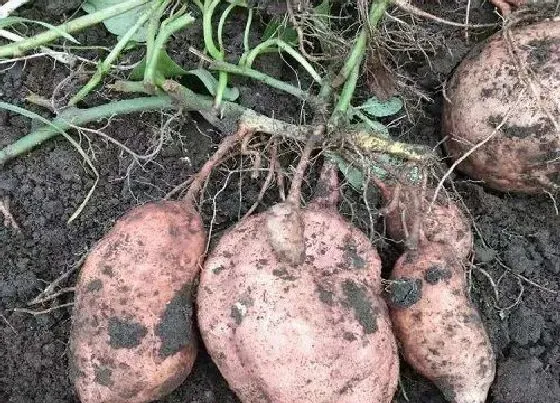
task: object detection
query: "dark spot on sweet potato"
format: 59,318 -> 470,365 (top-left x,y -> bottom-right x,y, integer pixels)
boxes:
86,279 -> 102,292
343,332 -> 357,341
315,284 -> 334,306
155,283 -> 194,358
434,377 -> 457,401
386,277 -> 423,307
108,317 -> 147,349
527,38 -> 559,68
222,251 -> 233,258
428,348 -> 440,356
101,265 -> 114,277
272,267 -> 296,281
412,311 -> 423,322
452,288 -> 461,296
230,305 -> 243,325
212,265 -> 225,275
488,115 -> 553,139
94,366 -> 113,387
424,266 -> 453,285
118,362 -> 130,369
445,324 -> 455,335
339,238 -> 366,269
342,280 -> 378,334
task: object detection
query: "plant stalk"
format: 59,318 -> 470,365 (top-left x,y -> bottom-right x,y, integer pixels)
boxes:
0,0 -> 150,57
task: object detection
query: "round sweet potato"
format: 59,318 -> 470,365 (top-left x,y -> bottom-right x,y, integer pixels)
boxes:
387,242 -> 495,403
379,184 -> 473,260
198,200 -> 399,402
69,201 -> 205,403
442,20 -> 560,193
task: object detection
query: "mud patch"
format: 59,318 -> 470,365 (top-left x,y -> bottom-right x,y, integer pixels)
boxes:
155,284 -> 194,358
94,366 -> 113,387
108,317 -> 148,349
315,283 -> 334,306
341,280 -> 378,334
386,277 -> 423,307
86,278 -> 103,292
424,266 -> 452,285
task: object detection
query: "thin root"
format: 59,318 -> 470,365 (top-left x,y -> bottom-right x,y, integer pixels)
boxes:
0,197 -> 20,231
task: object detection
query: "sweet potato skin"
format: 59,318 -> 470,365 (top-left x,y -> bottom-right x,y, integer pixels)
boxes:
380,185 -> 473,260
198,203 -> 399,403
442,21 -> 560,194
387,242 -> 495,403
69,201 -> 205,403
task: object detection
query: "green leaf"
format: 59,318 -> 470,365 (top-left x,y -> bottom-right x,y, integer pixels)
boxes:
313,0 -> 330,26
82,0 -> 150,42
130,51 -> 239,101
353,112 -> 390,137
130,50 -> 187,81
358,96 -> 403,117
0,16 -> 79,43
325,152 -> 365,191
262,17 -> 298,45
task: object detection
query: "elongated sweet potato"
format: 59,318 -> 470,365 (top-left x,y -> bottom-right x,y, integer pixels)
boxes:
377,182 -> 473,260
198,163 -> 399,402
69,201 -> 205,403
442,21 -> 560,194
387,241 -> 496,403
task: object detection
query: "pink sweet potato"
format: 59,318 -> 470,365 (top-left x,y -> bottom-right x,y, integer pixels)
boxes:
378,182 -> 473,260
442,21 -> 560,194
68,129 -> 245,402
69,201 -> 205,403
198,163 -> 399,402
387,242 -> 496,403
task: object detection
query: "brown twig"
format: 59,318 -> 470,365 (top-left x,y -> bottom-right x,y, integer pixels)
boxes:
0,197 -> 20,232
287,125 -> 324,203
183,125 -> 253,206
242,139 -> 279,220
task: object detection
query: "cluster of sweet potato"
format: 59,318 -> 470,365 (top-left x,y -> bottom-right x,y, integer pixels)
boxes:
67,19 -> 559,403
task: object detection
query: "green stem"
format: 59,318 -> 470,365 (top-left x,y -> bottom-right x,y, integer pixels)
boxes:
69,0 -> 164,105
206,59 -> 317,103
202,0 -> 222,59
145,11 -> 195,89
243,39 -> 322,83
331,0 -> 389,89
0,0 -> 150,58
244,7 -> 253,53
333,54 -> 362,121
0,97 -> 173,165
144,0 -> 171,84
217,2 -> 238,50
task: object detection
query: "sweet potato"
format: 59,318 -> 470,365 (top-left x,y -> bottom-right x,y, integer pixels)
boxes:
377,182 -> 473,260
442,21 -> 560,194
68,131 -> 244,402
198,162 -> 399,402
69,201 -> 205,403
387,241 -> 496,403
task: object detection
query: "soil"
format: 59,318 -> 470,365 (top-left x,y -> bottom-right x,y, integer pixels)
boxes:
1,1 -> 559,403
